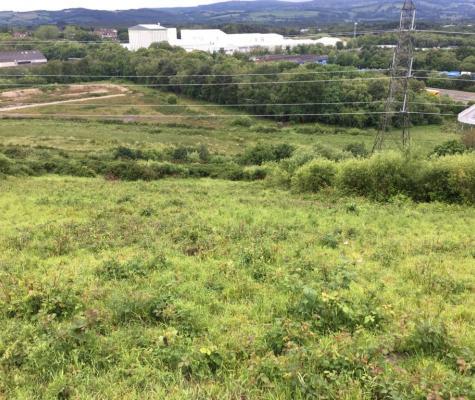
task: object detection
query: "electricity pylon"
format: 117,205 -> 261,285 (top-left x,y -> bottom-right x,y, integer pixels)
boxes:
373,0 -> 416,151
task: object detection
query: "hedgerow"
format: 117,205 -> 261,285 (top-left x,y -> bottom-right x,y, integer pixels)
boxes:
1,144 -> 474,204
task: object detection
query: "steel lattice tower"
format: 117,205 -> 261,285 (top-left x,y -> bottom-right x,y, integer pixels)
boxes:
373,0 -> 416,151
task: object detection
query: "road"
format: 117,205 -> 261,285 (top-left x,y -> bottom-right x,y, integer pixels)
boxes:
427,87 -> 475,103
0,93 -> 127,112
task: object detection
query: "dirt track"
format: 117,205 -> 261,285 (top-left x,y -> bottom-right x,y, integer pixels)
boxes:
0,93 -> 127,112
428,87 -> 475,103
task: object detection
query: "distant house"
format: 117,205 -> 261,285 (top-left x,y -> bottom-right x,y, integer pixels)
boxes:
12,31 -> 29,39
94,28 -> 118,40
252,54 -> 329,65
0,51 -> 47,69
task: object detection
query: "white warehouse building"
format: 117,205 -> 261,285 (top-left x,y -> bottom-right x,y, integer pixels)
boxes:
127,24 -> 178,51
126,23 -> 344,53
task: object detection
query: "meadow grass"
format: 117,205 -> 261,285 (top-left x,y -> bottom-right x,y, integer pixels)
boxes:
0,118 -> 457,156
0,85 -> 472,398
0,176 -> 474,399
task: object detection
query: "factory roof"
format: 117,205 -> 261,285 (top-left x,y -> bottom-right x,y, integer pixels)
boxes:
129,24 -> 167,31
0,50 -> 46,63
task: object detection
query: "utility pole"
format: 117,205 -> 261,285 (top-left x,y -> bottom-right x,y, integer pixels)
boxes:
373,0 -> 416,152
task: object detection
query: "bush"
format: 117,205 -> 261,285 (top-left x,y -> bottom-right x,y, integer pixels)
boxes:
291,159 -> 337,193
292,286 -> 383,333
240,143 -> 294,165
338,152 -> 420,201
400,320 -> 453,357
0,153 -> 13,174
431,140 -> 466,157
438,154 -> 475,204
198,144 -> 210,162
149,161 -> 188,179
97,256 -> 169,280
337,153 -> 475,204
243,166 -> 268,181
343,142 -> 369,158
313,144 -> 352,161
104,161 -> 154,181
167,94 -> 178,105
113,146 -> 143,160
171,146 -> 189,162
462,129 -> 475,149
231,116 -> 253,128
253,125 -> 279,134
264,163 -> 293,189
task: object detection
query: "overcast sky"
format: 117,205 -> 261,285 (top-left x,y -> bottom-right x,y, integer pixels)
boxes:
1,0 -> 228,12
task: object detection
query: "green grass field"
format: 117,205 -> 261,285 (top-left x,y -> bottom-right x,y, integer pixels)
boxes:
0,118 -> 458,157
0,176 -> 474,399
0,85 -> 474,399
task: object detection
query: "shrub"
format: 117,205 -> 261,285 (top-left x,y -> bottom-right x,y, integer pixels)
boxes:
97,256 -> 169,280
313,144 -> 352,161
338,152 -> 420,201
431,140 -> 466,157
5,286 -> 82,320
113,146 -> 143,160
418,161 -> 462,203
0,153 -> 13,174
292,286 -> 383,333
344,142 -> 369,158
240,143 -> 294,165
231,116 -> 253,128
104,161 -> 155,181
171,146 -> 189,162
243,166 -> 268,181
291,159 -> 337,193
148,162 -> 188,179
462,129 -> 475,149
438,154 -> 475,204
110,293 -> 173,325
264,163 -> 292,189
400,320 -> 453,357
198,144 -> 210,162
167,94 -> 178,105
253,125 -> 279,134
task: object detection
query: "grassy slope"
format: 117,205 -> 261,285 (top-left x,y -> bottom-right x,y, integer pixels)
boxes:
0,86 -> 459,155
0,119 -> 455,155
0,87 -> 472,398
0,176 -> 474,398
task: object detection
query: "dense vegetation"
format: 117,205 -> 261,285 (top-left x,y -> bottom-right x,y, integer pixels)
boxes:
0,41 -> 464,127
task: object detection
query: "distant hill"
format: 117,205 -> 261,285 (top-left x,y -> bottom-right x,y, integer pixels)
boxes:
1,0 -> 474,28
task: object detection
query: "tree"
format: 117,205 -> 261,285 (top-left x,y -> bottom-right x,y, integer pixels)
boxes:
35,25 -> 61,40
460,56 -> 475,72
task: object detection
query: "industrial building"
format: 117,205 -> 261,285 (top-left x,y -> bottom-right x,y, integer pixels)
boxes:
0,50 -> 47,69
252,54 -> 329,65
127,24 -> 178,51
126,23 -> 344,53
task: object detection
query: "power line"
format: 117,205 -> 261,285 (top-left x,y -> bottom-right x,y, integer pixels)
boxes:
0,111 -> 457,119
0,75 -> 471,88
0,101 -> 463,109
415,29 -> 475,36
0,69 -> 390,79
0,77 -> 397,87
1,68 -> 474,80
